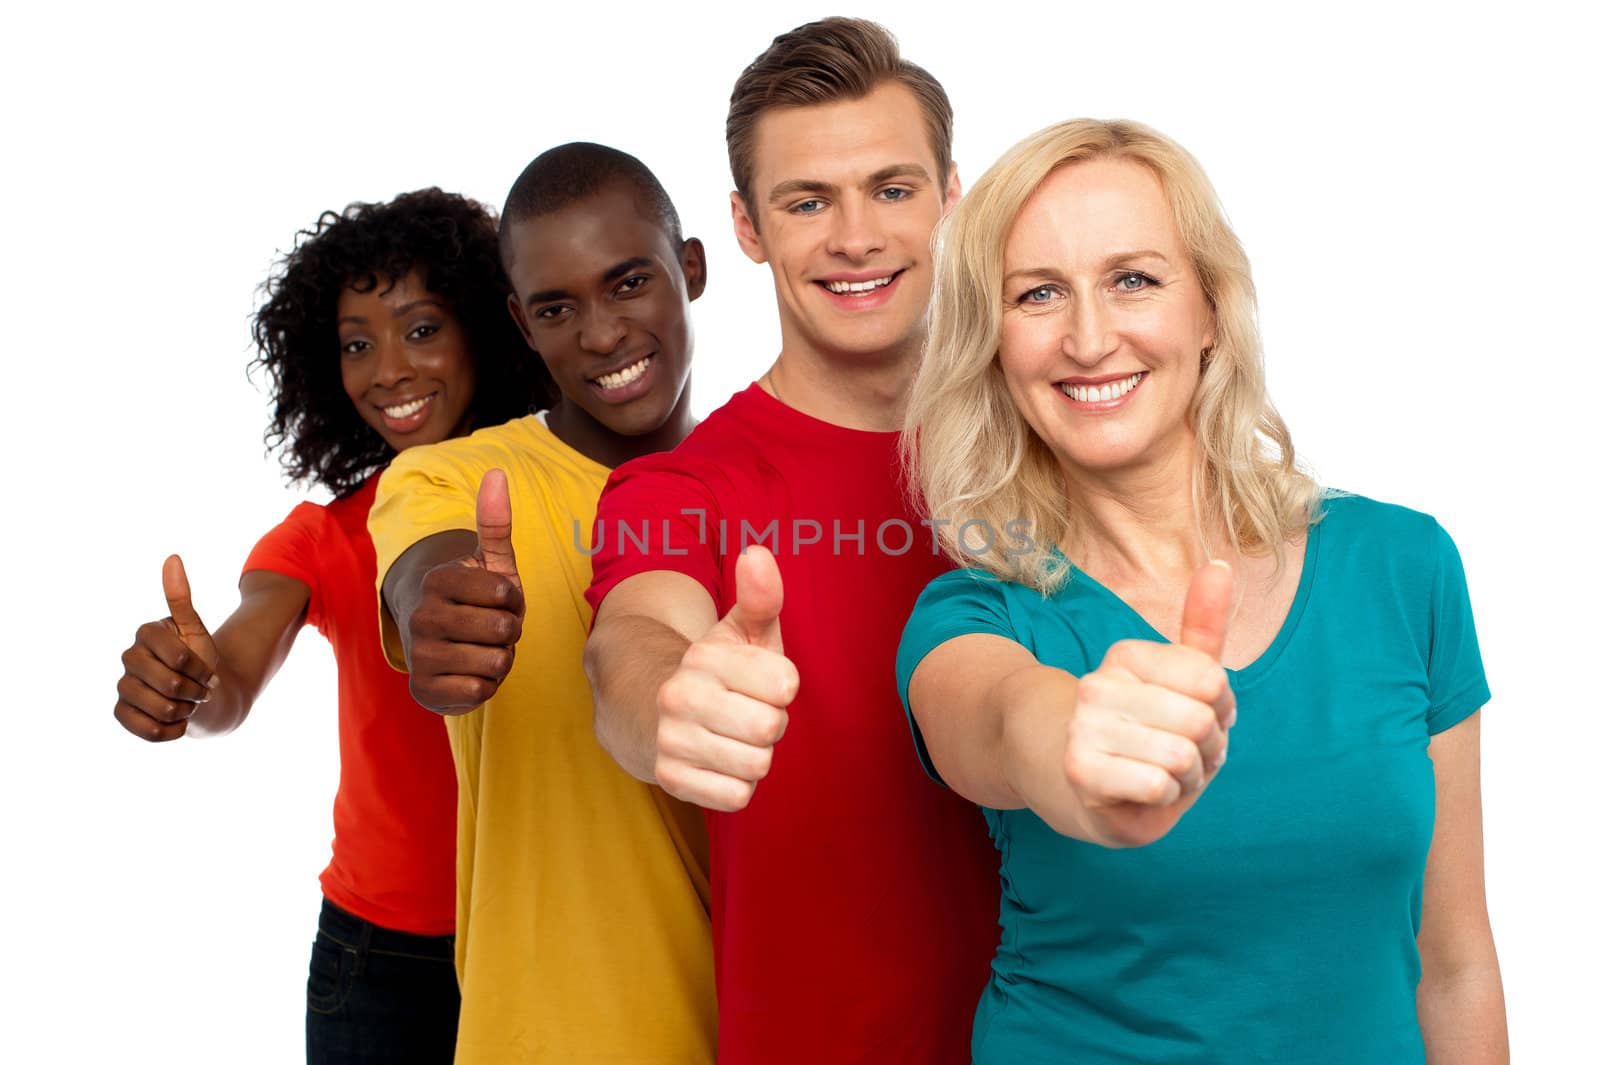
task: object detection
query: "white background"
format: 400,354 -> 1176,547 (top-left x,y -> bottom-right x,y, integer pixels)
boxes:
3,0 -> 1594,1059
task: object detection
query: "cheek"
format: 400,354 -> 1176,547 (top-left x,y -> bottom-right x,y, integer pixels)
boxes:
427,341 -> 478,397
997,317 -> 1055,376
338,359 -> 366,405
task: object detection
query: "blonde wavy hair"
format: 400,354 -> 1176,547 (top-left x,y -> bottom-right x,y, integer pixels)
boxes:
903,118 -> 1320,593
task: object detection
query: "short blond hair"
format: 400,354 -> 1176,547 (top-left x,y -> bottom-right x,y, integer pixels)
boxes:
903,118 -> 1319,592
726,18 -> 953,215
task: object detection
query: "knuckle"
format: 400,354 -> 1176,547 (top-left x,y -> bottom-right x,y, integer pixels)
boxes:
680,641 -> 715,674
1179,706 -> 1215,743
727,781 -> 756,810
746,747 -> 774,782
1140,773 -> 1173,806
1103,640 -> 1138,668
754,710 -> 785,748
775,663 -> 800,705
1075,672 -> 1110,706
656,675 -> 691,719
655,760 -> 689,798
1062,745 -> 1094,789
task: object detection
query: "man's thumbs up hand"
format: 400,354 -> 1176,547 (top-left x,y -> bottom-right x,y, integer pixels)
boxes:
405,469 -> 526,712
654,547 -> 800,812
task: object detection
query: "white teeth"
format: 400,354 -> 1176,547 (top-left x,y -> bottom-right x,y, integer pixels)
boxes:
383,395 -> 432,418
1060,372 -> 1144,403
823,275 -> 894,294
596,355 -> 652,391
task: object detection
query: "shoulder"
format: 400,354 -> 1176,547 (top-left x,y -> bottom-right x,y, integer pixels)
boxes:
1316,489 -> 1450,551
382,417 -> 581,498
1313,491 -> 1472,610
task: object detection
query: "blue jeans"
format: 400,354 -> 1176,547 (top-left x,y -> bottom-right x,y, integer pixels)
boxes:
305,897 -> 459,1064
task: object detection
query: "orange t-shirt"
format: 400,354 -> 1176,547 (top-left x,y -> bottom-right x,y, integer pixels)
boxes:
244,475 -> 456,934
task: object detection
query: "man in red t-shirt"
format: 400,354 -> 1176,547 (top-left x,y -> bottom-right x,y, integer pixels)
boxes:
584,18 -> 998,1064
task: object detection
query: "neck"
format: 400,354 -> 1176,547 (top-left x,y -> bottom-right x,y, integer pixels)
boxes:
1061,432 -> 1221,581
764,332 -> 921,433
544,387 -> 696,470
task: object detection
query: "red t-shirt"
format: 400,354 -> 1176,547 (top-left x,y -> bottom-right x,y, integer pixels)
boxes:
243,475 -> 456,935
587,385 -> 999,1064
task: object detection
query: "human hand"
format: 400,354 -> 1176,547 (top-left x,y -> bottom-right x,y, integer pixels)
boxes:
654,546 -> 799,812
404,469 -> 525,712
1063,560 -> 1237,847
114,555 -> 220,741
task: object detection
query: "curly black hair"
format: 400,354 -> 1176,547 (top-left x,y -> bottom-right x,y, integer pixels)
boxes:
251,187 -> 553,497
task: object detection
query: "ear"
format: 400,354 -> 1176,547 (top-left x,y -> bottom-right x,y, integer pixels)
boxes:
943,161 -> 963,212
679,237 -> 708,301
730,191 -> 767,265
506,292 -> 537,350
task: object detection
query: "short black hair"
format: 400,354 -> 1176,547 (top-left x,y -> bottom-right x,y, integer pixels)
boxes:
498,142 -> 682,271
252,187 -> 555,497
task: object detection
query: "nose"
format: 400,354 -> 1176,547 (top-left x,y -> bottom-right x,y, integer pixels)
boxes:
578,304 -> 626,356
826,197 -> 887,262
1062,296 -> 1115,367
372,335 -> 416,388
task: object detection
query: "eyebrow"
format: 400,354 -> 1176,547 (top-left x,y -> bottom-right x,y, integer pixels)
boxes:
337,297 -> 444,326
525,257 -> 655,306
1001,250 -> 1172,286
767,163 -> 934,205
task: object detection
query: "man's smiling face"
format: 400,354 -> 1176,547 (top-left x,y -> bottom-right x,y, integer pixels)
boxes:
733,80 -> 955,365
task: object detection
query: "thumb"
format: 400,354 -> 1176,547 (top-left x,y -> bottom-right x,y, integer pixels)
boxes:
474,469 -> 520,583
1179,559 -> 1234,660
724,545 -> 783,650
162,554 -> 212,644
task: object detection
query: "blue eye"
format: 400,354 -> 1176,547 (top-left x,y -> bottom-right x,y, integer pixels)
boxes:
1018,285 -> 1061,305
879,186 -> 911,202
1115,272 -> 1158,292
791,199 -> 825,215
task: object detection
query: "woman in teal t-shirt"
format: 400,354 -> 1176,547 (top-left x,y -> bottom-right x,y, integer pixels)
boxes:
898,119 -> 1507,1064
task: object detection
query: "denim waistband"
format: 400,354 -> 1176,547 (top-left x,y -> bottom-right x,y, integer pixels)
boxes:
317,897 -> 454,961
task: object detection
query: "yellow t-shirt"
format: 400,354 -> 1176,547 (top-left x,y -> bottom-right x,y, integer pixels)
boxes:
369,415 -> 715,1064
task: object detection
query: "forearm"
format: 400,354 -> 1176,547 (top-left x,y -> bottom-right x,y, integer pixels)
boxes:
1418,957 -> 1508,1064
381,530 -> 478,667
183,658 -> 251,737
183,575 -> 307,738
586,612 -> 691,783
992,666 -> 1098,839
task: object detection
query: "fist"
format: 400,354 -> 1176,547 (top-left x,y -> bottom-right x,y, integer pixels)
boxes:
114,555 -> 219,742
654,546 -> 800,812
405,470 -> 525,712
1063,560 -> 1237,847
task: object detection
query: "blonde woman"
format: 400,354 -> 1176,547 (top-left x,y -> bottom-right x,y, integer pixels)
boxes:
897,119 -> 1507,1063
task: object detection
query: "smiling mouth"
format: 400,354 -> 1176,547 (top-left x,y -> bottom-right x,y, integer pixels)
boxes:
593,355 -> 652,391
1059,372 -> 1145,403
382,393 -> 435,419
818,271 -> 901,295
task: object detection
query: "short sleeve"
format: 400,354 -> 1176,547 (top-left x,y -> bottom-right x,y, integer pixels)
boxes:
243,502 -> 325,632
895,568 -> 1018,785
584,457 -> 725,618
1425,520 -> 1491,734
368,449 -> 480,669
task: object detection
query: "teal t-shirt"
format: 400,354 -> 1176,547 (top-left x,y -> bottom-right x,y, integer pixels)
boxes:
896,494 -> 1489,1064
